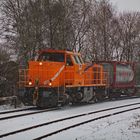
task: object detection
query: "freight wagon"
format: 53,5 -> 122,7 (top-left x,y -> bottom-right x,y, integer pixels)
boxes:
97,61 -> 135,98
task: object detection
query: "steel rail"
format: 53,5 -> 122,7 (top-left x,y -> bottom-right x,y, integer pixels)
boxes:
0,102 -> 140,138
0,107 -> 36,115
34,106 -> 140,140
0,107 -> 60,121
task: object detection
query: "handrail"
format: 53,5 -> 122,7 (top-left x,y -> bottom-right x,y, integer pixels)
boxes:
19,68 -> 108,88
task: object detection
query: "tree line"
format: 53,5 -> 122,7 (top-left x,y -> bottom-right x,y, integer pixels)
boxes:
0,0 -> 140,63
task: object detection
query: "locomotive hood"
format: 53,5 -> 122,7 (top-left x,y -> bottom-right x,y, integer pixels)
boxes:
27,61 -> 65,87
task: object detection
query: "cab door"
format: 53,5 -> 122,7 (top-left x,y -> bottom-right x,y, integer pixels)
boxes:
73,55 -> 84,85
65,55 -> 75,85
65,54 -> 85,86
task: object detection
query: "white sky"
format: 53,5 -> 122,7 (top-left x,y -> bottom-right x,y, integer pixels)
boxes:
110,0 -> 140,12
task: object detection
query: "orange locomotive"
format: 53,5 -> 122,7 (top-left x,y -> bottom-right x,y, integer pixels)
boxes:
19,49 -> 108,108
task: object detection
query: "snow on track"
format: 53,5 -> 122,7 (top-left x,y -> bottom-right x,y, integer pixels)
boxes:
45,109 -> 140,140
0,98 -> 140,139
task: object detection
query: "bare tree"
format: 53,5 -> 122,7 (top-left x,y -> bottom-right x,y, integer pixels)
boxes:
85,0 -> 118,61
0,45 -> 10,64
118,12 -> 140,61
1,0 -> 140,63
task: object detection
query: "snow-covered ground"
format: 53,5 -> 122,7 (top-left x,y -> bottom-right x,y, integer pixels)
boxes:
0,103 -> 31,113
0,98 -> 140,140
46,109 -> 140,140
0,104 -> 18,111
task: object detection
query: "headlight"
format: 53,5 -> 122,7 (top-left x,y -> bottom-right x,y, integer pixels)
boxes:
29,81 -> 32,86
28,79 -> 32,86
49,82 -> 52,86
29,82 -> 32,86
39,62 -> 43,65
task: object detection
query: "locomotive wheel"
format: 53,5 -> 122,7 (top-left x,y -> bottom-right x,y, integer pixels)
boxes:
95,91 -> 105,102
91,92 -> 98,103
37,94 -> 58,108
75,91 -> 84,101
108,92 -> 115,100
116,93 -> 121,98
93,96 -> 98,103
60,94 -> 70,106
96,94 -> 104,101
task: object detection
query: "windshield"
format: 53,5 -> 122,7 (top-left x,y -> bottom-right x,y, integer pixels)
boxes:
74,55 -> 82,64
38,52 -> 65,62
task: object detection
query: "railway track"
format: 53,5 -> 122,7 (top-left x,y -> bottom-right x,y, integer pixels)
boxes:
0,107 -> 60,121
0,96 -> 139,121
0,96 -> 139,122
34,105 -> 140,140
0,95 -> 139,112
1,101 -> 140,139
70,95 -> 140,107
0,107 -> 36,115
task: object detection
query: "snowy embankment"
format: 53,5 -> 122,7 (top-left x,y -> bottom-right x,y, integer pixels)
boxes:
0,103 -> 29,112
0,104 -> 15,111
0,98 -> 140,140
0,104 -> 23,111
48,109 -> 140,140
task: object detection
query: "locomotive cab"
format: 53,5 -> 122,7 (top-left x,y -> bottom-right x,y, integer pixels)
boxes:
65,52 -> 85,86
36,49 -> 85,86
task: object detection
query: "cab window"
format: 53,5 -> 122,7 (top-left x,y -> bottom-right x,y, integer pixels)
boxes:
38,52 -> 64,62
74,55 -> 82,64
78,56 -> 83,64
66,55 -> 73,66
